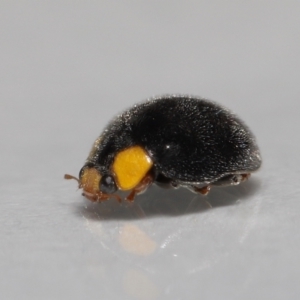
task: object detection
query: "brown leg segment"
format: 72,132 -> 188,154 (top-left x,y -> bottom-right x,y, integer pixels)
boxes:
211,173 -> 251,187
241,173 -> 251,182
126,172 -> 154,202
193,185 -> 211,195
82,191 -> 121,203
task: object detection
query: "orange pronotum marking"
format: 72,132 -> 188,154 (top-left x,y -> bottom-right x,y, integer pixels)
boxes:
112,146 -> 153,190
80,168 -> 102,194
65,168 -> 121,202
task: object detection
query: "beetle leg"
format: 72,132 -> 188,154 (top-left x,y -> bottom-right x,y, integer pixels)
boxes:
110,194 -> 122,203
241,173 -> 251,182
212,173 -> 251,186
82,192 -> 109,202
126,172 -> 154,202
82,191 -> 121,203
193,185 -> 211,195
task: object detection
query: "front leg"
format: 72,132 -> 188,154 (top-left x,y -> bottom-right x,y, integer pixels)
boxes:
82,191 -> 121,203
126,172 -> 154,202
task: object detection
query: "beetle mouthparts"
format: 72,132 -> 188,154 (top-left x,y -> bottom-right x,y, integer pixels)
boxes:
82,190 -> 122,203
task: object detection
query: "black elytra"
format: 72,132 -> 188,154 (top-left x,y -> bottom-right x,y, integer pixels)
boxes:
85,95 -> 261,188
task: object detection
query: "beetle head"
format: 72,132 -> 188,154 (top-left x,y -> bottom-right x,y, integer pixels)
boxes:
64,166 -> 121,202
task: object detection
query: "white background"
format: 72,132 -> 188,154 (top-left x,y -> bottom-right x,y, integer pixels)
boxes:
1,1 -> 299,299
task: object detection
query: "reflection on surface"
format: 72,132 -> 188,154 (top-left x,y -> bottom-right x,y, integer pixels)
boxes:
74,177 -> 262,298
74,177 -> 261,220
119,223 -> 157,256
123,269 -> 160,300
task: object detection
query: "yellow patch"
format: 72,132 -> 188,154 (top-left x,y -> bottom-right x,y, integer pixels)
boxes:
112,146 -> 153,190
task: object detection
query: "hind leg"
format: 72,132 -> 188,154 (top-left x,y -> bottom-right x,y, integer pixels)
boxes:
192,185 -> 211,195
212,173 -> 250,187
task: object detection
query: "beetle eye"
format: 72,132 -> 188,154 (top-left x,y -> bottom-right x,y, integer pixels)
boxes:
99,175 -> 117,194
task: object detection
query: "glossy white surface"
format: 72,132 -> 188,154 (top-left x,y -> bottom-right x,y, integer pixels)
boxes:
1,2 -> 299,299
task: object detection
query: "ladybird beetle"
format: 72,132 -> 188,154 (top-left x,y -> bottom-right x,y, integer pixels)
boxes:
65,95 -> 261,202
